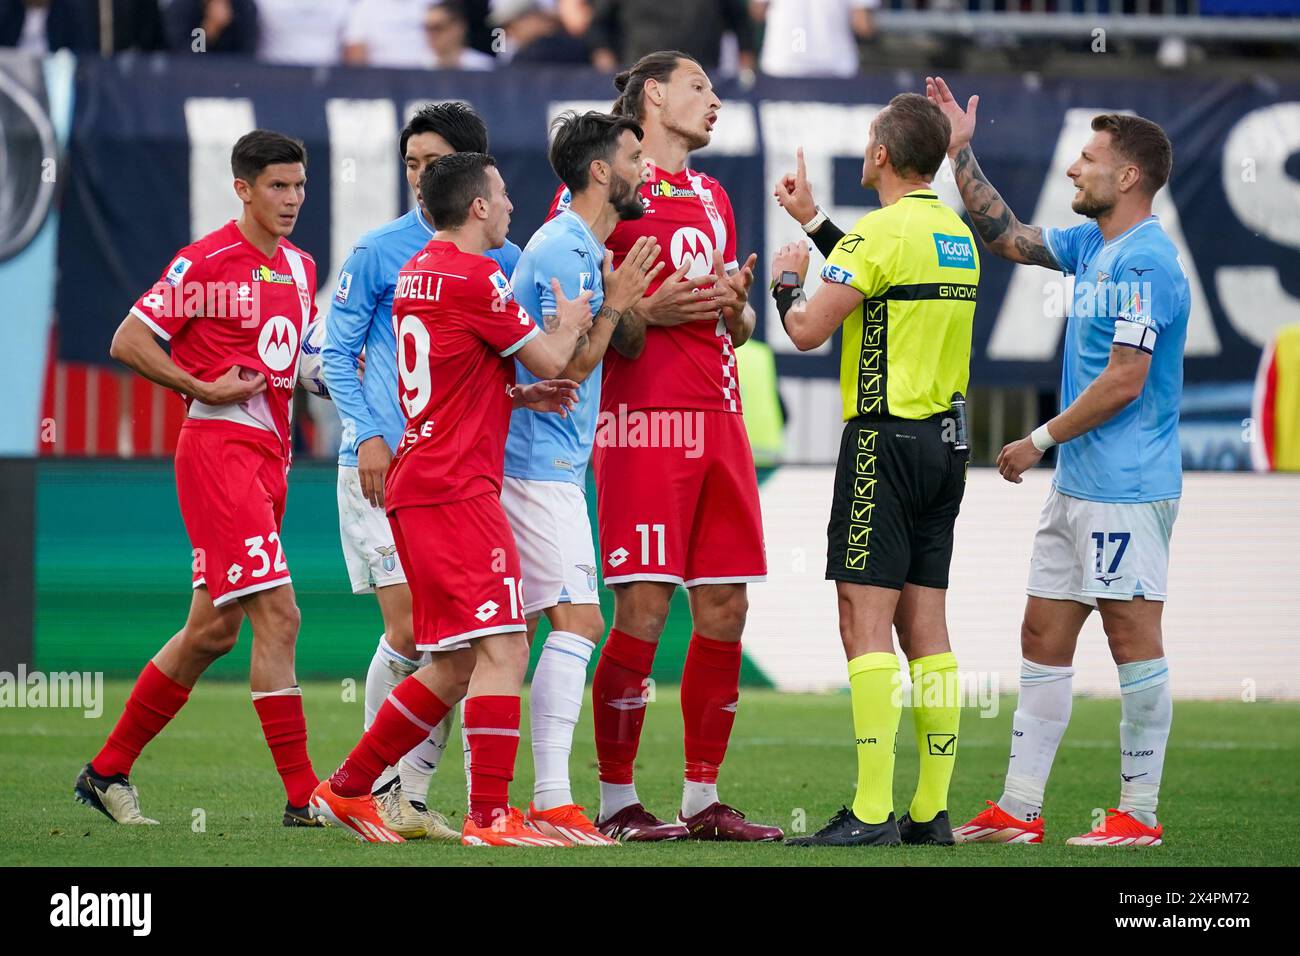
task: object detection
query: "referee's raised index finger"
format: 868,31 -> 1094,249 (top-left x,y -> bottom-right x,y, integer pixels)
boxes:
796,146 -> 806,182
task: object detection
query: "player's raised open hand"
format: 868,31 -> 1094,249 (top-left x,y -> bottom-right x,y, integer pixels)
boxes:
200,364 -> 266,405
513,379 -> 580,418
603,237 -> 664,313
551,278 -> 595,335
925,76 -> 979,155
774,146 -> 818,226
640,258 -> 721,327
714,249 -> 757,319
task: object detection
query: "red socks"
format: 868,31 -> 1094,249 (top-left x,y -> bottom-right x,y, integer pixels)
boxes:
252,691 -> 317,808
464,695 -> 521,828
331,677 -> 450,798
681,633 -> 742,784
91,660 -> 191,778
592,628 -> 657,785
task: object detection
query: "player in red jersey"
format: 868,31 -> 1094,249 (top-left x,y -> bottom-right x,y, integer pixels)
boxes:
575,52 -> 782,842
74,131 -> 323,827
310,152 -> 593,846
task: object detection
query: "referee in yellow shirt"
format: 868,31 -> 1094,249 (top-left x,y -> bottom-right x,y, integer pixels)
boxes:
775,93 -> 981,847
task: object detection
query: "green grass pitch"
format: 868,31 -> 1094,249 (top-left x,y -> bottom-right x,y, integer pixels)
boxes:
2,682 -> 1296,867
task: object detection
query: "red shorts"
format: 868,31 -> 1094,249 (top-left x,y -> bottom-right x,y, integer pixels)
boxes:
388,492 -> 527,652
593,409 -> 766,587
176,420 -> 290,608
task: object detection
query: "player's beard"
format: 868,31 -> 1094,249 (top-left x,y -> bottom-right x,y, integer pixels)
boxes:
662,104 -> 710,152
611,174 -> 645,221
1072,187 -> 1114,219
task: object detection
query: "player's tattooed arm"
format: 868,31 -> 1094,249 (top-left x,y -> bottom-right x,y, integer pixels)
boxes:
610,304 -> 647,359
950,146 -> 1059,269
558,302 -> 631,381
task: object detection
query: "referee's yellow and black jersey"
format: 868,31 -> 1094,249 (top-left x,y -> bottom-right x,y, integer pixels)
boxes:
821,190 -> 980,422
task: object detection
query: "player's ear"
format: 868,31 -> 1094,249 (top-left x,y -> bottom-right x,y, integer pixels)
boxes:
232,177 -> 253,203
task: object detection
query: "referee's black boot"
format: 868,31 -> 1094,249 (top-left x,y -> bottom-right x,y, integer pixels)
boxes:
898,810 -> 955,846
786,806 -> 901,847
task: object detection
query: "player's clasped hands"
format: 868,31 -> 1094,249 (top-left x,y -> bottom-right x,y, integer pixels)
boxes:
602,235 -> 664,312
639,259 -> 722,327
712,249 -> 758,321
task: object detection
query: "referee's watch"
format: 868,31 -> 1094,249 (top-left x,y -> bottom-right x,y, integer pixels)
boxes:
771,270 -> 802,294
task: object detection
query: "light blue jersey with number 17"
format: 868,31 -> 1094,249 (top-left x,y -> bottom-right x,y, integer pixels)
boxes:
504,210 -> 605,487
1043,216 -> 1191,504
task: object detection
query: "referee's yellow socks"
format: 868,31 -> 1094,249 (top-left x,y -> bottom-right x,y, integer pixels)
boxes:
847,652 -> 902,825
908,651 -> 960,823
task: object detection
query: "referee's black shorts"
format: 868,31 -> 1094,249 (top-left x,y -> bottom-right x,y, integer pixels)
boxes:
825,412 -> 969,590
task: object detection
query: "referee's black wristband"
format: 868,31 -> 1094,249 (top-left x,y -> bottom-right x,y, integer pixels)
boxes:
774,285 -> 806,328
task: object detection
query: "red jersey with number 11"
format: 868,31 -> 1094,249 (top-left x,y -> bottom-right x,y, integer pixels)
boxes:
385,239 -> 540,513
552,164 -> 742,415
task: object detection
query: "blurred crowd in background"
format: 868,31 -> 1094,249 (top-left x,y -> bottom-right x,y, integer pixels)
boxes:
2,0 -> 1296,77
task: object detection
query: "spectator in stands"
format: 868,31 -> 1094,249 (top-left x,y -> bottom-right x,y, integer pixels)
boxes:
422,0 -> 494,68
257,0 -> 350,65
753,0 -> 876,78
489,0 -> 588,65
33,0 -> 165,53
586,0 -> 755,74
166,0 -> 259,55
343,0 -> 483,68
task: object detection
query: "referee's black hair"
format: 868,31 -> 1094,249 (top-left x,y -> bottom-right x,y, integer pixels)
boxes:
400,101 -> 489,161
549,111 -> 643,193
420,151 -> 496,230
231,130 -> 306,183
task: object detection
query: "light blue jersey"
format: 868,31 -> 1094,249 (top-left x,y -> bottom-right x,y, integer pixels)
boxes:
322,207 -> 520,466
504,210 -> 605,486
1044,216 -> 1190,503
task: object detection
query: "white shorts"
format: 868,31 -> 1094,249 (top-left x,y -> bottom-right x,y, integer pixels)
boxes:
1027,488 -> 1179,606
337,465 -> 406,594
501,476 -> 600,617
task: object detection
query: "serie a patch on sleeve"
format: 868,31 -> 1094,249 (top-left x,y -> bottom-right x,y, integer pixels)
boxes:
334,271 -> 352,304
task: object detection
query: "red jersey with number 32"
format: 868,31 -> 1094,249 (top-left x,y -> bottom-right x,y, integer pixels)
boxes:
550,165 -> 741,414
385,239 -> 540,512
129,220 -> 318,457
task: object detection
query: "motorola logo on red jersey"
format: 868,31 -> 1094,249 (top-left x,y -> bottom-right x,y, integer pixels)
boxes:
257,314 -> 299,384
670,227 -> 715,279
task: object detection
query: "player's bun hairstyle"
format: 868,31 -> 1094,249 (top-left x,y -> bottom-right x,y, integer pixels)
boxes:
1090,114 -> 1173,195
548,110 -> 644,194
230,130 -> 307,183
400,101 -> 489,161
420,151 -> 496,230
612,50 -> 700,122
872,93 -> 950,180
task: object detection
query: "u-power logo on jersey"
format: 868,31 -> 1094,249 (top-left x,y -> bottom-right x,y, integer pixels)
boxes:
933,234 -> 976,270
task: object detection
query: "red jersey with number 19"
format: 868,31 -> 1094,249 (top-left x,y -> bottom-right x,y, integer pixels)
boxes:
385,239 -> 540,513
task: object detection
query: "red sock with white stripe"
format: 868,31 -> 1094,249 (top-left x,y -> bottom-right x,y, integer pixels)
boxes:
592,628 -> 657,819
330,677 -> 450,798
251,688 -> 317,808
680,633 -> 742,817
464,695 -> 521,828
91,660 -> 191,778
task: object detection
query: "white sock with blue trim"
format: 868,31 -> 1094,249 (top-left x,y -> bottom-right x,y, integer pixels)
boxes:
999,658 -> 1074,822
530,630 -> 596,811
1117,657 -> 1171,828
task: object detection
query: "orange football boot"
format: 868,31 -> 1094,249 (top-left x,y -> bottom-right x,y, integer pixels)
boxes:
953,800 -> 1045,844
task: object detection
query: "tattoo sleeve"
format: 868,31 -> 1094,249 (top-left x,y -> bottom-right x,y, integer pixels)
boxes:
950,145 -> 1059,269
610,304 -> 647,359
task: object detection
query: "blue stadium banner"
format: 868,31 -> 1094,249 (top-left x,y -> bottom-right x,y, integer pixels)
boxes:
55,55 -> 1300,387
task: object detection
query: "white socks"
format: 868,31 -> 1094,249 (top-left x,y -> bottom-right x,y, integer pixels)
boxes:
398,712 -> 453,806
999,658 -> 1074,822
1117,657 -> 1171,827
681,780 -> 718,818
598,782 -> 640,822
530,631 -> 595,811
